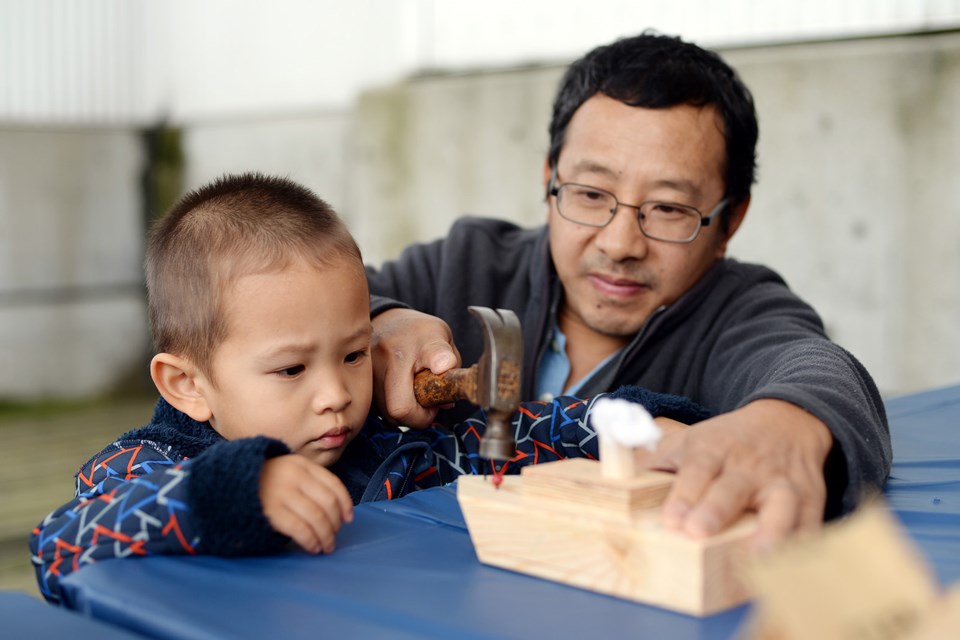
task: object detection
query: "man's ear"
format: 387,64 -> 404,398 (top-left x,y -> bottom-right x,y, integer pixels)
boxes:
150,353 -> 214,423
542,158 -> 553,219
715,196 -> 750,258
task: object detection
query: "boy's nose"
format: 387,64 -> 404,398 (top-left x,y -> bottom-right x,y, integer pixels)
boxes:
312,376 -> 352,414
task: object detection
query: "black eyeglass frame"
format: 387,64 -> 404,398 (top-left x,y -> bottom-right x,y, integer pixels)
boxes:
547,169 -> 729,244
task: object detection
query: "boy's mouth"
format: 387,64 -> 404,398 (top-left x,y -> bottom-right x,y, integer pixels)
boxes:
312,428 -> 349,450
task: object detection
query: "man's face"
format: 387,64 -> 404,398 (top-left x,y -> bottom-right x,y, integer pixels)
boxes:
547,94 -> 737,339
199,256 -> 373,467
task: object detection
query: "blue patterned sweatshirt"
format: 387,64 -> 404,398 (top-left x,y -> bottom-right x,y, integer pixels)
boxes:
29,386 -> 708,604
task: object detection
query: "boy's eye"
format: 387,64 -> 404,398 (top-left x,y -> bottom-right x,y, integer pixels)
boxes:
276,364 -> 305,377
344,349 -> 368,365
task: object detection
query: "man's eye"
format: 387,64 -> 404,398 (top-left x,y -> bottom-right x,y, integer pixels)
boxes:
570,186 -> 609,205
650,203 -> 690,217
276,365 -> 305,377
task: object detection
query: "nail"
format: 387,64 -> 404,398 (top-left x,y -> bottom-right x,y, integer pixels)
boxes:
662,500 -> 690,529
686,509 -> 719,537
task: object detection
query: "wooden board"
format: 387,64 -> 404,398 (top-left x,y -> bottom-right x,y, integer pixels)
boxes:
458,459 -> 757,616
909,585 -> 960,640
743,502 -> 944,640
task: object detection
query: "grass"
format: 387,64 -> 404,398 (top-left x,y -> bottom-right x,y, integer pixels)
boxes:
0,397 -> 115,420
0,394 -> 158,600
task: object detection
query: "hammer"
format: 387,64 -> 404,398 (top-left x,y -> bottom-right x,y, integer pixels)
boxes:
413,306 -> 522,461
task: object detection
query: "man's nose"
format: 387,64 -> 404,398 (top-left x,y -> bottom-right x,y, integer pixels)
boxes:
594,206 -> 649,262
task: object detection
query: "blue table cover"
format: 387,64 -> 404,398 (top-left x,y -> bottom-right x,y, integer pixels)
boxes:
0,590 -> 146,638
56,385 -> 960,639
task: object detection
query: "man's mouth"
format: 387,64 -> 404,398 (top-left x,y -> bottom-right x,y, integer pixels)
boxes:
588,273 -> 649,298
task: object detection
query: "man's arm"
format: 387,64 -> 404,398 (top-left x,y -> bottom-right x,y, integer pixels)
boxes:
365,218 -> 546,427
366,235 -> 461,427
646,272 -> 891,545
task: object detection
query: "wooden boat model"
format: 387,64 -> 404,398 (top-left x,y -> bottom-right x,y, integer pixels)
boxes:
458,456 -> 758,616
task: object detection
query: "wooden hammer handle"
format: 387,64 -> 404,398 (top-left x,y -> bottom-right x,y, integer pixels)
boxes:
414,365 -> 478,407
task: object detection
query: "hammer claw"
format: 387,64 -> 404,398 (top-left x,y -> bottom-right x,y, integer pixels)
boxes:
468,306 -> 522,413
412,306 -> 522,462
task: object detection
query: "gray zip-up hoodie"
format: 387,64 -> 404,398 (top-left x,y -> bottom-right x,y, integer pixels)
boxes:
367,216 -> 891,518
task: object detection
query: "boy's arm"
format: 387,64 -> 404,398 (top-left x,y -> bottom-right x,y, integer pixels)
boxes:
29,435 -> 290,604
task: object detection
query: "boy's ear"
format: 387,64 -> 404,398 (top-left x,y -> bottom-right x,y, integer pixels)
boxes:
150,353 -> 213,423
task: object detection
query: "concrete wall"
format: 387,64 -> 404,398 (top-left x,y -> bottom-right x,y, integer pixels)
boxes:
350,32 -> 960,397
0,113 -> 354,402
348,68 -> 563,263
182,112 -> 352,220
0,128 -> 147,399
1,32 -> 958,400
725,34 -> 960,397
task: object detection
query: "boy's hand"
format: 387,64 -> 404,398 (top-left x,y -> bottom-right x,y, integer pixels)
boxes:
259,454 -> 354,554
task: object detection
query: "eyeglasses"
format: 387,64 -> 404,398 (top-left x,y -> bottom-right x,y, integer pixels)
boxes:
548,172 -> 728,244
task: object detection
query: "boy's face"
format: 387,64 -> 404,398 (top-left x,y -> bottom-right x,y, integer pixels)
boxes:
199,255 -> 373,467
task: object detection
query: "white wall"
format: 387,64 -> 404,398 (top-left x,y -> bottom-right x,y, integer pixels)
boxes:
2,0 -> 959,123
420,0 -> 960,68
0,0 -> 418,124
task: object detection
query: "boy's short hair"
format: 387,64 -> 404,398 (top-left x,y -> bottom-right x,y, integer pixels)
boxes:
145,172 -> 362,376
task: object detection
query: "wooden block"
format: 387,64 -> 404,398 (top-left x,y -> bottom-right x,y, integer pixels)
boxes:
458,459 -> 757,616
520,458 -> 674,524
599,431 -> 639,478
591,396 -> 661,479
743,502 -> 941,640
909,585 -> 960,640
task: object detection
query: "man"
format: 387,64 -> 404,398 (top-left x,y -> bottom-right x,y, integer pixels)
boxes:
365,32 -> 891,548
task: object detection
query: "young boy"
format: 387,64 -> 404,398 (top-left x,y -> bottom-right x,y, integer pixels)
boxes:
30,173 -> 708,604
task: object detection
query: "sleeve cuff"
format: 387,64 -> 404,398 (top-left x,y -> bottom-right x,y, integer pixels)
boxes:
370,294 -> 410,318
607,385 -> 712,424
188,436 -> 292,556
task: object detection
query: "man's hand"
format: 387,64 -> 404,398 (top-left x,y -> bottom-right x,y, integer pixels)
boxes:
644,399 -> 833,549
259,455 -> 354,554
371,308 -> 461,428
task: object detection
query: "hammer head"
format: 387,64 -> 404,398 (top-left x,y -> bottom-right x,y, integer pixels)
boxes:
468,306 -> 522,461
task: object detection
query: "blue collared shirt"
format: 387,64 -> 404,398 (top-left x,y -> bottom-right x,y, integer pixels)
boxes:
535,323 -> 619,402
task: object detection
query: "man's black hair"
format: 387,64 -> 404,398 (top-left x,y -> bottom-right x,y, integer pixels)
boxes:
547,31 -> 759,205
